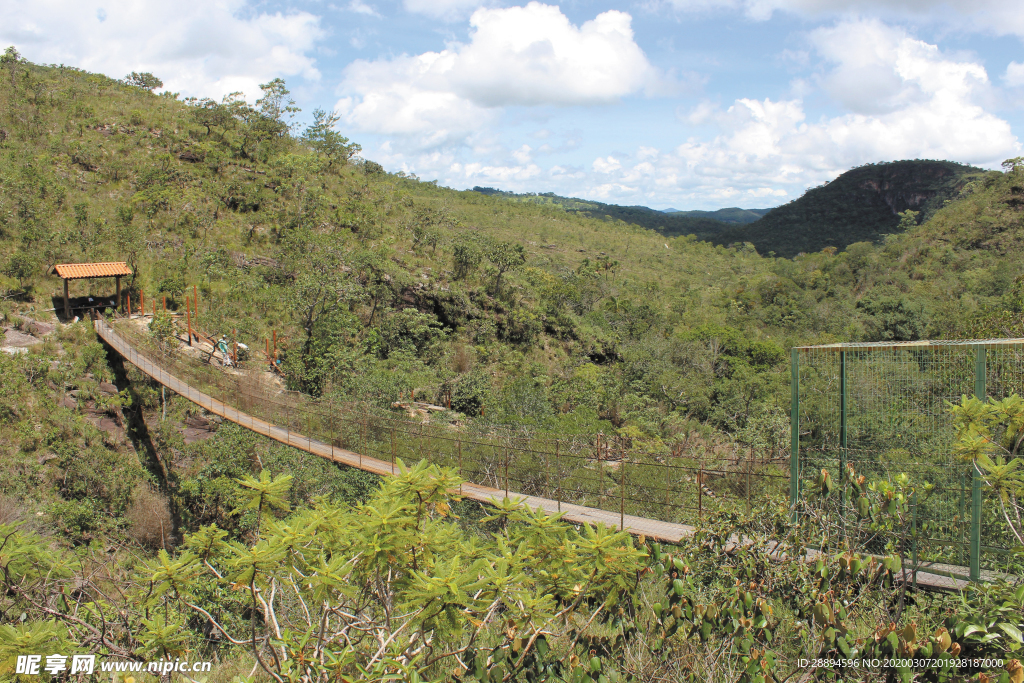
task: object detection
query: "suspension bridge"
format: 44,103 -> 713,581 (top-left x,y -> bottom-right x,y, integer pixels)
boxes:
93,315 -> 995,590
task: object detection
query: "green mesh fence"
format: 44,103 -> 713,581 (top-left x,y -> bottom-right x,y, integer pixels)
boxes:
792,339 -> 1024,579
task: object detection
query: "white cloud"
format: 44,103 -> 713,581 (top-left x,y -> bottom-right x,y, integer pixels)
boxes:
665,0 -> 1024,37
347,0 -> 381,17
385,19 -> 1019,209
403,0 -> 494,21
0,0 -> 323,99
337,3 -> 662,146
1006,62 -> 1024,88
593,156 -> 623,173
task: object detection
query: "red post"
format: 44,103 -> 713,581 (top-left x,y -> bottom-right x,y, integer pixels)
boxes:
162,296 -> 166,312
185,296 -> 193,345
127,294 -> 131,318
273,330 -> 277,359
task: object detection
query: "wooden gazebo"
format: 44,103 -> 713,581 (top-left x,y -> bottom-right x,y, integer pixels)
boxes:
52,262 -> 133,319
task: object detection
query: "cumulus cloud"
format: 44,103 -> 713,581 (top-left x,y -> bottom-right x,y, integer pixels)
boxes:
337,3 -> 662,145
0,0 -> 323,99
376,19 -> 1019,209
665,0 -> 1024,36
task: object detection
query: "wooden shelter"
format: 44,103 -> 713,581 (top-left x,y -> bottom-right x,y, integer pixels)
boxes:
52,262 -> 133,319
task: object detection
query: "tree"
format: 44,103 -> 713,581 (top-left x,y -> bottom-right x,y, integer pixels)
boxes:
486,240 -> 526,292
255,78 -> 299,128
1,46 -> 20,87
1002,157 -> 1024,174
951,394 -> 1024,546
222,89 -> 289,160
189,97 -> 232,137
451,240 -> 481,280
301,108 -> 361,169
3,252 -> 36,289
125,71 -> 163,91
897,209 -> 919,231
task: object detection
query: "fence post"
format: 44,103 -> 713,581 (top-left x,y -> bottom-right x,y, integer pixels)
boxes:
619,446 -> 625,531
790,348 -> 800,524
970,345 -> 986,582
556,441 -> 561,513
597,433 -> 604,509
545,443 -> 551,500
457,436 -> 462,493
666,445 -> 673,519
840,349 -> 848,543
697,464 -> 703,522
912,488 -> 919,589
746,447 -> 753,516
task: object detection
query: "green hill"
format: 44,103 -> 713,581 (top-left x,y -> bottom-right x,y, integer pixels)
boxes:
471,186 -> 733,236
664,207 -> 770,223
709,160 -> 987,257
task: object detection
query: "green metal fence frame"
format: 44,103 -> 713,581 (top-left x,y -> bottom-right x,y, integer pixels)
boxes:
789,338 -> 1024,582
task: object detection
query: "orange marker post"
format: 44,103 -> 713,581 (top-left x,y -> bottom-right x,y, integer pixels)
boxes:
186,296 -> 193,346
162,296 -> 166,312
127,294 -> 131,318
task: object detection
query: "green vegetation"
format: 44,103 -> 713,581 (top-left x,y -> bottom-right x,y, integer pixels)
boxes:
665,206 -> 770,224
1,53 -> 1023,681
708,160 -> 987,257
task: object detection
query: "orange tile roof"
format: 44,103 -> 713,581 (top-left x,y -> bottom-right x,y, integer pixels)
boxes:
53,262 -> 133,280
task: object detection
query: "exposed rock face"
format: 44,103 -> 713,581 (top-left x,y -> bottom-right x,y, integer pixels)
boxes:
4,328 -> 40,347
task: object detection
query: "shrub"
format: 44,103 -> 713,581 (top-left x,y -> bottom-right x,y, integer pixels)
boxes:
127,485 -> 174,549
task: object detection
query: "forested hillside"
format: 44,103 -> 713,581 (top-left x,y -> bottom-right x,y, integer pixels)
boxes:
709,160 -> 987,257
2,54 -> 1024,682
471,186 -> 736,236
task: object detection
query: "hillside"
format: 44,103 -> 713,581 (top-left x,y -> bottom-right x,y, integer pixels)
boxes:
471,186 -> 734,236
664,207 -> 771,223
710,160 -> 987,257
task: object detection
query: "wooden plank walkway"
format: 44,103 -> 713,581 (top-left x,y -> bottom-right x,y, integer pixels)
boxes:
95,318 -> 995,590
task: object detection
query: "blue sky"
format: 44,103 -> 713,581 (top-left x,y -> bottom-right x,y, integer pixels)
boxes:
2,0 -> 1022,210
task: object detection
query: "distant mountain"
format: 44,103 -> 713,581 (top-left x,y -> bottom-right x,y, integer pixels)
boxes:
663,207 -> 771,224
706,160 -> 987,257
470,188 -> 732,236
